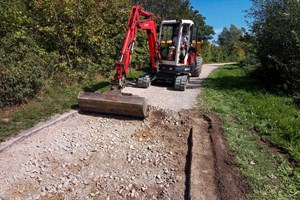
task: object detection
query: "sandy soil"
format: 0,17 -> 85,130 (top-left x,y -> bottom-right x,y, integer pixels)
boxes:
0,63 -> 248,200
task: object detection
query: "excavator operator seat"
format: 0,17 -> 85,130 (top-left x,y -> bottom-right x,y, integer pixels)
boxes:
158,20 -> 194,66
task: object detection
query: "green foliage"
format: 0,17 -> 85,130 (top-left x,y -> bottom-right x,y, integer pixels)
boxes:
0,31 -> 59,108
131,33 -> 150,69
201,41 -> 223,63
218,24 -> 242,46
217,24 -> 246,62
248,0 -> 300,95
0,0 -> 132,108
29,0 -> 131,79
141,0 -> 191,19
141,0 -> 214,41
202,25 -> 249,63
201,65 -> 300,163
0,83 -> 82,141
239,31 -> 258,73
200,64 -> 300,199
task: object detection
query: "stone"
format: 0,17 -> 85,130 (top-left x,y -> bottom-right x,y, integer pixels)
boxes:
141,186 -> 147,192
1,118 -> 10,123
90,193 -> 95,197
131,189 -> 136,197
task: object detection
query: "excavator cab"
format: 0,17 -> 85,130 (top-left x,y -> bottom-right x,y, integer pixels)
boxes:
159,20 -> 193,64
137,20 -> 203,91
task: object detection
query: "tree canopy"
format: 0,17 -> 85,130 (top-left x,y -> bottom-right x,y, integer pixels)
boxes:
247,0 -> 300,95
218,24 -> 243,46
140,0 -> 214,40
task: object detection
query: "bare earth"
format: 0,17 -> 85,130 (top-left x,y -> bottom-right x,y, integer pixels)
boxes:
0,63 -> 248,200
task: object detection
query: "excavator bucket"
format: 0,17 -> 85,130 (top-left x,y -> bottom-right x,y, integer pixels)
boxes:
77,90 -> 147,118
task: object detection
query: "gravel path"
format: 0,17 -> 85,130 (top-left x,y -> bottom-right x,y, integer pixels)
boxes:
0,109 -> 193,200
0,63 -> 232,200
122,63 -> 227,111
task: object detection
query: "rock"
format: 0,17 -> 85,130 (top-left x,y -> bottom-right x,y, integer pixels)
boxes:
90,193 -> 95,197
40,192 -> 47,197
118,188 -> 124,195
32,194 -> 40,200
141,185 -> 147,192
1,118 -> 10,123
126,183 -> 133,191
56,184 -> 63,190
83,180 -> 89,185
130,189 -> 136,197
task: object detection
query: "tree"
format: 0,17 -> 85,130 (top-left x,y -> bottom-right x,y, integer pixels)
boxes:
139,0 -> 214,40
218,24 -> 242,46
214,25 -> 245,62
0,0 -> 133,108
248,0 -> 300,94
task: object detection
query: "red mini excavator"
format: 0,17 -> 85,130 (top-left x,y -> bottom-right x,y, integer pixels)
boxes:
77,6 -> 203,118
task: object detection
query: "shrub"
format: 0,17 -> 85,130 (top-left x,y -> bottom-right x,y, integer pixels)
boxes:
0,35 -> 54,108
248,0 -> 300,95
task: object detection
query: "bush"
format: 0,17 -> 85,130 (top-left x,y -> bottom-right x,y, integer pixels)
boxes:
0,0 -> 132,108
249,0 -> 300,95
239,54 -> 259,74
0,35 -> 56,108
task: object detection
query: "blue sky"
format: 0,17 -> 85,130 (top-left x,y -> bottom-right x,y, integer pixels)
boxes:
190,0 -> 252,40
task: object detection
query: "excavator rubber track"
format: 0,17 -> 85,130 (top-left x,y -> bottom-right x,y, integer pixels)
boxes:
77,90 -> 147,118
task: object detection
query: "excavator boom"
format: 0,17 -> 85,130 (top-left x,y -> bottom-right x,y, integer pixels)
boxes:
77,6 -> 158,118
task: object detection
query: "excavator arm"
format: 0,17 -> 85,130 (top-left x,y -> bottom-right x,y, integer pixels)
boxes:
77,6 -> 159,118
113,6 -> 159,88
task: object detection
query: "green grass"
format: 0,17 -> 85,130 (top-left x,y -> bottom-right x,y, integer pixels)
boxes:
0,84 -> 81,141
0,68 -> 144,141
199,64 -> 300,199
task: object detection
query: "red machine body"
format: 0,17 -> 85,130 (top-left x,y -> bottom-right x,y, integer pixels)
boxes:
113,6 -> 160,86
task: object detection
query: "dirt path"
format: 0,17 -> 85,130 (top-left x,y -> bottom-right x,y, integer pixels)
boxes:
0,63 -> 247,200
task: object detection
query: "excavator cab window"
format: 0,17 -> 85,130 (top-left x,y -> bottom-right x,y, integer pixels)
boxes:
190,25 -> 201,56
159,23 -> 180,60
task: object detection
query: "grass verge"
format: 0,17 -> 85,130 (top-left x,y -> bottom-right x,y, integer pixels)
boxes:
0,68 -> 144,142
198,64 -> 300,199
